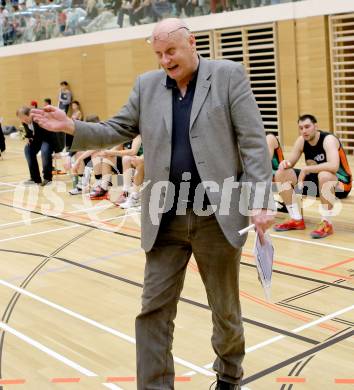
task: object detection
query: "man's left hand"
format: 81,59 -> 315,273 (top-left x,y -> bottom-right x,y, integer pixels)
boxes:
251,209 -> 275,245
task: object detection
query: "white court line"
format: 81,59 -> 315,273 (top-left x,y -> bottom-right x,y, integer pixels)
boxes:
246,230 -> 354,254
0,210 -> 141,242
0,225 -> 80,243
0,181 -> 20,188
0,322 -> 122,390
0,279 -> 214,377
183,303 -> 354,375
269,232 -> 354,253
0,203 -> 113,228
0,188 -> 16,194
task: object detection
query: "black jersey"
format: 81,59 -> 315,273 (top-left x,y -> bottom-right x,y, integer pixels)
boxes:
303,131 -> 352,191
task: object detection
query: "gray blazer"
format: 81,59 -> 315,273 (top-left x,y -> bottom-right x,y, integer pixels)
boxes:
72,56 -> 273,251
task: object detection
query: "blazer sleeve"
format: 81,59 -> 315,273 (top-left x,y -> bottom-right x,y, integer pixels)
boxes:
229,63 -> 275,210
71,77 -> 141,151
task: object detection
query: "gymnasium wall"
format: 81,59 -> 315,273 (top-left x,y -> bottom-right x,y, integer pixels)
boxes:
0,0 -> 353,150
0,39 -> 157,124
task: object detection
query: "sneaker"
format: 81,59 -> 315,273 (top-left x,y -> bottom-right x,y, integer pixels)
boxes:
113,191 -> 129,206
310,220 -> 333,239
89,186 -> 109,200
274,218 -> 305,231
40,179 -> 52,186
120,194 -> 140,209
69,186 -> 82,195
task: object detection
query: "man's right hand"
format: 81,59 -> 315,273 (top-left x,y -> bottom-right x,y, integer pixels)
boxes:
278,159 -> 292,170
31,106 -> 75,135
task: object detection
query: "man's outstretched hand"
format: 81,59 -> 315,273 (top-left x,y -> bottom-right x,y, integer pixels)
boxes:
31,106 -> 75,134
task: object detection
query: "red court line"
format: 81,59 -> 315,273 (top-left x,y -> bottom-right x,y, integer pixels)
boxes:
188,259 -> 340,332
335,378 -> 354,384
106,376 -> 191,382
175,377 -> 192,382
106,377 -> 135,382
240,290 -> 339,332
242,252 -> 351,280
50,378 -> 81,383
0,379 -> 26,385
276,377 -> 306,383
321,257 -> 354,271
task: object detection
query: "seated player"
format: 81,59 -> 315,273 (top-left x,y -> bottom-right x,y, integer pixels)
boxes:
273,114 -> 352,239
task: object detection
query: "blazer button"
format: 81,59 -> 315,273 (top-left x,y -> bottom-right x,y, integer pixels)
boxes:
165,166 -> 169,171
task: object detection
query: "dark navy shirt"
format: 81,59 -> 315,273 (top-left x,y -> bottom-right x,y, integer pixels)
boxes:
166,69 -> 205,213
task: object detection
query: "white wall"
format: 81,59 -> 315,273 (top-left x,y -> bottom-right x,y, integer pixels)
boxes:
0,0 -> 353,58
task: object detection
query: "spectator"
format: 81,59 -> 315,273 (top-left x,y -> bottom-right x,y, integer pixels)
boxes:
150,0 -> 171,22
17,106 -> 55,186
58,80 -> 72,114
30,100 -> 38,109
117,0 -> 137,28
71,100 -> 83,121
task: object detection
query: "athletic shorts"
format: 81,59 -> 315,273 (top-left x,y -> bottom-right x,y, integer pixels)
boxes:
294,168 -> 350,199
115,156 -> 123,174
83,157 -> 91,166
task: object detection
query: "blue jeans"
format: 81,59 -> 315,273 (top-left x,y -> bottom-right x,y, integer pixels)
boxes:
24,139 -> 53,182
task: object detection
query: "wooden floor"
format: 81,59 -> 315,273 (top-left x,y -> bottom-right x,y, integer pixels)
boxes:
0,137 -> 353,390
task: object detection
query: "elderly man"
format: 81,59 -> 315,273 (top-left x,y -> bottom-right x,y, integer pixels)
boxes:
32,18 -> 274,390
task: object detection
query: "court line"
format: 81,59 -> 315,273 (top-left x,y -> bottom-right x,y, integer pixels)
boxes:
183,304 -> 354,376
6,248 -> 143,284
321,257 -> 354,271
0,209 -> 142,243
3,195 -> 354,253
0,204 -> 112,228
0,182 -> 18,188
0,225 -> 80,243
276,377 -> 306,383
335,378 -> 354,384
278,302 -> 354,327
0,322 -> 122,390
241,329 -> 354,385
240,291 -> 339,332
190,259 -> 340,332
241,261 -> 354,292
0,246 -> 323,348
0,279 -> 214,377
279,282 -> 337,304
2,191 -> 354,253
0,379 -> 26,384
242,252 -> 352,280
0,200 -> 141,239
268,232 -> 354,253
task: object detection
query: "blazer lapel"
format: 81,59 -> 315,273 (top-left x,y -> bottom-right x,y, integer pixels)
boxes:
160,79 -> 173,138
190,57 -> 211,131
